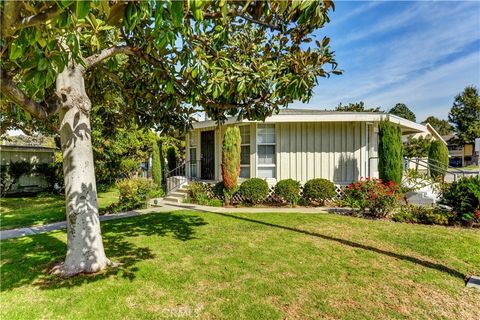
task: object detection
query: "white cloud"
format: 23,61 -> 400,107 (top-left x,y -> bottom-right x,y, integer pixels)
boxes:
293,1 -> 480,120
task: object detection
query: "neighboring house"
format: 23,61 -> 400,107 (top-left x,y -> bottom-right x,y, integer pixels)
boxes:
442,133 -> 475,167
184,110 -> 442,186
0,143 -> 56,194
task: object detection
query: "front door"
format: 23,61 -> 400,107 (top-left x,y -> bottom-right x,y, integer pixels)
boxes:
201,130 -> 215,180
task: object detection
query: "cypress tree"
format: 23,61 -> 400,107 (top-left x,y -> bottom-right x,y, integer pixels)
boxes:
378,120 -> 403,184
428,140 -> 449,179
152,141 -> 162,187
222,126 -> 241,203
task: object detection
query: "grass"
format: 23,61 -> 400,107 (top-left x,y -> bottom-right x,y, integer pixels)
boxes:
1,210 -> 479,319
0,188 -> 119,230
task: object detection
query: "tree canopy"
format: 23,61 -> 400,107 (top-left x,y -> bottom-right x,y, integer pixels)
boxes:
335,101 -> 380,112
0,0 -> 342,277
388,103 -> 416,122
448,85 -> 480,144
1,1 -> 341,129
421,116 -> 453,136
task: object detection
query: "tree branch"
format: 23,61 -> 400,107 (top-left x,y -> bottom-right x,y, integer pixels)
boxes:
17,4 -> 64,32
84,45 -> 136,69
1,1 -> 21,38
0,69 -> 51,119
237,13 -> 282,32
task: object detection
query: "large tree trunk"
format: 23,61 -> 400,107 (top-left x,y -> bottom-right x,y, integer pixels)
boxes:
52,64 -> 110,277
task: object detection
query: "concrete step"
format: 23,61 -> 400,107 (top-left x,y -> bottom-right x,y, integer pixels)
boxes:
175,188 -> 189,194
169,191 -> 187,198
164,196 -> 182,203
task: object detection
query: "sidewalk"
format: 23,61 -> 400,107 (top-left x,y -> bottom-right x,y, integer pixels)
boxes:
0,199 -> 344,240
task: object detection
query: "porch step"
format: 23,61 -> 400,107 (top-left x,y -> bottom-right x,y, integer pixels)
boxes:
164,196 -> 183,203
164,183 -> 190,203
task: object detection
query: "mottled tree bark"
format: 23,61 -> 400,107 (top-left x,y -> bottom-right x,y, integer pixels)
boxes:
51,64 -> 110,277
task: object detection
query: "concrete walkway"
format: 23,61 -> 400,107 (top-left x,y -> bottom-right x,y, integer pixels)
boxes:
156,199 -> 344,214
0,199 -> 342,240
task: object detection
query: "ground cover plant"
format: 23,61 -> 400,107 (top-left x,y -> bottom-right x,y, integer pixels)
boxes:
1,210 -> 479,319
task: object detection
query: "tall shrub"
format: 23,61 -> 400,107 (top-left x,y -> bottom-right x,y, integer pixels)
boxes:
428,140 -> 449,179
0,161 -> 33,196
167,146 -> 177,172
152,141 -> 162,188
378,120 -> 403,184
222,126 -> 241,204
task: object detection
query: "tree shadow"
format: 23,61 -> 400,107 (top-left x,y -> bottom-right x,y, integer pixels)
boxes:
333,154 -> 359,184
0,212 -> 207,291
208,211 -> 466,280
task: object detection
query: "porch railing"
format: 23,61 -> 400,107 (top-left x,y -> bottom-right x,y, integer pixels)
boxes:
164,160 -> 201,194
368,157 -> 471,182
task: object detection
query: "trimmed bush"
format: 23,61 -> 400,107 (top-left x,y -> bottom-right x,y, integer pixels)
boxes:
116,177 -> 158,211
302,178 -> 336,206
221,126 -> 241,204
152,141 -> 162,188
274,179 -> 301,206
442,176 -> 480,225
239,178 -> 269,204
344,178 -> 400,218
378,120 -> 403,184
212,181 -> 226,199
428,140 -> 449,179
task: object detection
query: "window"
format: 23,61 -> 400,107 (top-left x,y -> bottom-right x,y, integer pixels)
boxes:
239,125 -> 250,178
189,147 -> 197,177
256,124 -> 276,179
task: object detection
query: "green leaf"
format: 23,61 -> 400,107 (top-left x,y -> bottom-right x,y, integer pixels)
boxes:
37,58 -> 49,71
9,42 -> 23,60
125,2 -> 138,31
33,71 -> 46,87
45,68 -> 56,87
59,0 -> 73,9
171,0 -> 184,27
76,1 -> 91,19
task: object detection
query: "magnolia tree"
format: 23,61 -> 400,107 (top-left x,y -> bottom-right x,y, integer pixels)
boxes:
0,0 -> 340,276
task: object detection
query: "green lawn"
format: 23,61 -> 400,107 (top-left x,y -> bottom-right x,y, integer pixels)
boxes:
1,210 -> 479,319
0,189 -> 119,230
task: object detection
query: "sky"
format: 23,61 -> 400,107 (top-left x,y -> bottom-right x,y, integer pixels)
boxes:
291,0 -> 480,122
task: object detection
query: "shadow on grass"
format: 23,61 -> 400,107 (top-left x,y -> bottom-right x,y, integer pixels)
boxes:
209,211 -> 466,280
0,212 -> 207,291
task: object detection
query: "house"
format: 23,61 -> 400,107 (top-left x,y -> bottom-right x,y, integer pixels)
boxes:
0,142 -> 57,194
183,110 -> 442,187
442,133 -> 475,167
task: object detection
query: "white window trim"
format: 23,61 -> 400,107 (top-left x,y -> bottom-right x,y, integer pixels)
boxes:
189,131 -> 197,147
256,123 -> 276,178
239,124 -> 251,178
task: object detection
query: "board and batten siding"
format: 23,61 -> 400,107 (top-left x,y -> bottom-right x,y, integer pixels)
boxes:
188,121 -> 374,184
277,122 -> 368,184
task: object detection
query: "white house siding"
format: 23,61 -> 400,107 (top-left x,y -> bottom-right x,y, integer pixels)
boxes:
277,122 -> 368,184
188,121 -> 380,184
